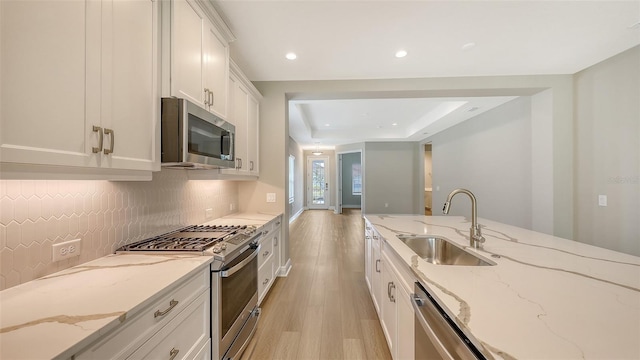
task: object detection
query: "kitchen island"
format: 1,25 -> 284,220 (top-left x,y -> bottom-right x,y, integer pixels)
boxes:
0,212 -> 282,360
365,214 -> 640,359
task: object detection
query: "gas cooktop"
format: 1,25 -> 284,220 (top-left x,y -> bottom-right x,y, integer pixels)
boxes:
117,224 -> 258,255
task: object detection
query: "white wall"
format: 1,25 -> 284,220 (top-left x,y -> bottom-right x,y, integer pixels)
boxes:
574,46 -> 640,256
288,137 -> 304,221
430,97 -> 534,229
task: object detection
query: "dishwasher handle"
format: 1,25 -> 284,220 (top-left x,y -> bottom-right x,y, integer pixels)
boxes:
412,293 -> 456,360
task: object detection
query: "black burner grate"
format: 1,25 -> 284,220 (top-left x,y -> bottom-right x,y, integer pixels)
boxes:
118,225 -> 248,252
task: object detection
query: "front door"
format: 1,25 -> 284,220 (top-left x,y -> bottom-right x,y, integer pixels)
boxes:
307,156 -> 329,209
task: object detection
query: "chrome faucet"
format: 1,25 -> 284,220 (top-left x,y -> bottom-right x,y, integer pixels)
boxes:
442,188 -> 485,248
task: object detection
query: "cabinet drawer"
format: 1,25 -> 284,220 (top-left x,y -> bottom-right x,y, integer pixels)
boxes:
258,254 -> 274,303
75,269 -> 209,359
128,290 -> 210,360
258,233 -> 274,269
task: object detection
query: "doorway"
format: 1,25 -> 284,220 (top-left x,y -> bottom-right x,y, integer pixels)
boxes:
337,151 -> 362,214
424,144 -> 433,216
307,156 -> 330,209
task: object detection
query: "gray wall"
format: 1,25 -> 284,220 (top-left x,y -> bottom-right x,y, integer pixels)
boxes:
253,74 -> 573,270
364,142 -> 421,214
341,152 -> 361,208
288,137 -> 304,221
429,97 -> 534,229
574,46 -> 640,256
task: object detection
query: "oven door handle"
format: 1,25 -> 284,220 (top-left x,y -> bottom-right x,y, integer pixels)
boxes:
221,244 -> 261,278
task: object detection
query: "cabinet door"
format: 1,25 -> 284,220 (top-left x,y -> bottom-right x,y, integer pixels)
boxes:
0,0 -> 98,168
247,95 -> 259,175
396,283 -> 415,360
172,0 -> 205,107
381,258 -> 398,359
370,234 -> 382,314
364,224 -> 373,289
233,81 -> 249,173
203,24 -> 228,118
103,0 -> 159,171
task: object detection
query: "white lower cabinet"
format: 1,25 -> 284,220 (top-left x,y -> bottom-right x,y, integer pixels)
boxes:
128,291 -> 209,360
364,220 -> 415,360
257,216 -> 282,304
75,268 -> 210,360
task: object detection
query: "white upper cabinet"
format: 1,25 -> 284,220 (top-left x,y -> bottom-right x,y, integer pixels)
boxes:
0,0 -> 160,177
220,61 -> 261,178
170,0 -> 230,119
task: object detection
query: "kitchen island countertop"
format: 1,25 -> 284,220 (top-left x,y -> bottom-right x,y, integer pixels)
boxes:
0,211 -> 282,360
365,214 -> 640,359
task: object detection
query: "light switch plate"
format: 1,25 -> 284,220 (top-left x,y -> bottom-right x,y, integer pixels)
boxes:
598,195 -> 607,207
266,193 -> 276,203
205,208 -> 213,219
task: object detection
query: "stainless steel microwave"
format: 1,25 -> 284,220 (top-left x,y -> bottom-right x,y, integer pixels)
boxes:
161,97 -> 235,169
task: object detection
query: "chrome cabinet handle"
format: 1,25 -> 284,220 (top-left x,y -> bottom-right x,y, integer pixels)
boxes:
276,221 -> 281,226
204,88 -> 210,106
263,250 -> 270,257
387,282 -> 392,298
263,278 -> 269,285
154,299 -> 178,318
274,237 -> 278,246
389,282 -> 396,303
92,126 -> 103,153
375,259 -> 380,273
103,128 -> 114,155
250,160 -> 254,171
210,91 -> 214,106
169,348 -> 179,360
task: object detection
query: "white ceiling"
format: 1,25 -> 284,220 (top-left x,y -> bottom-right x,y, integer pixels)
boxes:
214,0 -> 640,148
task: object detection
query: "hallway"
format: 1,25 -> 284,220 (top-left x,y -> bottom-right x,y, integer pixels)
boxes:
241,209 -> 392,359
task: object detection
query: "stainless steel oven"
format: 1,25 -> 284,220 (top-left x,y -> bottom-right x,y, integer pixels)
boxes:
212,242 -> 261,360
116,224 -> 262,360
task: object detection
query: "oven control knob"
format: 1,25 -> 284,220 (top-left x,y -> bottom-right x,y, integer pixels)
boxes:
212,245 -> 222,253
221,243 -> 227,250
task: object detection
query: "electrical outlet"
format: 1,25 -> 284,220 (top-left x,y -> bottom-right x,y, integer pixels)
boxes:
384,203 -> 389,208
598,195 -> 607,207
52,239 -> 81,262
229,203 -> 234,211
266,193 -> 276,203
205,208 -> 213,219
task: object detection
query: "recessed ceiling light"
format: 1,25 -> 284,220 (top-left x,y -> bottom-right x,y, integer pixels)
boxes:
285,52 -> 297,60
461,42 -> 476,51
324,123 -> 330,127
468,107 -> 480,112
395,50 -> 407,58
391,123 -> 398,126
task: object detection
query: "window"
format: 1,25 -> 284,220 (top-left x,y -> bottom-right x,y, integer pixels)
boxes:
289,155 -> 295,204
352,163 -> 362,195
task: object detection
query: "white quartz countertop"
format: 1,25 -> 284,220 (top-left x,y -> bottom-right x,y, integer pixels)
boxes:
203,211 -> 282,228
365,214 -> 640,359
0,212 -> 282,360
0,254 -> 212,360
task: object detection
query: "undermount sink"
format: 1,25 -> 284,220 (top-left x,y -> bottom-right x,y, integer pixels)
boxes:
397,235 -> 496,266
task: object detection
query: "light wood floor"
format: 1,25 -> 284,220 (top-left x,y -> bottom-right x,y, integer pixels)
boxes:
240,209 -> 392,360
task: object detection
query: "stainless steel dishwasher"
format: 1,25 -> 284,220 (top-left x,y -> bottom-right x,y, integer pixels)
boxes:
412,282 -> 491,360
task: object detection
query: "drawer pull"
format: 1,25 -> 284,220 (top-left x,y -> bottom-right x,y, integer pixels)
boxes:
263,250 -> 270,257
263,278 -> 270,285
169,348 -> 179,360
276,221 -> 281,226
154,299 -> 178,318
375,259 -> 381,273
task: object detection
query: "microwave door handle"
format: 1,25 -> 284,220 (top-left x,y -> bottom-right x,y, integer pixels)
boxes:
221,244 -> 261,278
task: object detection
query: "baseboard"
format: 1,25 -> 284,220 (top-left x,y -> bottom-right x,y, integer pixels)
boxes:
289,208 -> 304,224
277,258 -> 292,277
342,205 -> 361,209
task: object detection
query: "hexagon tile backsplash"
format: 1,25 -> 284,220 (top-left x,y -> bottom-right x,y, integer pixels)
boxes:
0,170 -> 239,290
